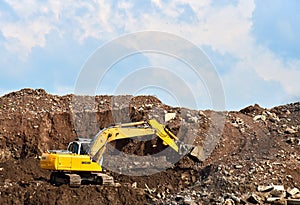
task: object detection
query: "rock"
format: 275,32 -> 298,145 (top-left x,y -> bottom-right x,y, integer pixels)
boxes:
157,193 -> 161,199
181,173 -> 190,181
165,113 -> 176,122
257,185 -> 274,192
267,112 -> 280,122
266,197 -> 287,205
226,194 -> 241,203
247,194 -> 262,204
161,192 -> 166,199
223,198 -> 235,205
291,194 -> 300,199
231,122 -> 239,128
235,165 -> 243,169
144,184 -> 156,194
187,116 -> 198,123
287,188 -> 300,197
231,117 -> 244,127
287,199 -> 300,205
175,195 -> 184,201
271,185 -> 286,197
253,115 -> 266,122
132,182 -> 137,189
285,127 -> 297,134
266,197 -> 279,202
133,161 -> 140,165
184,196 -> 196,205
286,137 -> 296,144
145,104 -> 153,109
190,146 -> 205,161
199,111 -> 206,117
240,127 -> 245,133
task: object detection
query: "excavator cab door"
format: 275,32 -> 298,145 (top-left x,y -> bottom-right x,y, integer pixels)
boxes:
67,142 -> 80,154
80,143 -> 89,155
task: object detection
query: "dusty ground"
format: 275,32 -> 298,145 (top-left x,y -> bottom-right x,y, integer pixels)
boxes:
0,89 -> 299,205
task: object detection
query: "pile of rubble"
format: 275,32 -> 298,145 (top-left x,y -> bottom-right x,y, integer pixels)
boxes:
0,89 -> 299,205
246,184 -> 300,204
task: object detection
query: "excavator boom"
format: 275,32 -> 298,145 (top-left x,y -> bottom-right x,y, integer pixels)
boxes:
88,119 -> 179,163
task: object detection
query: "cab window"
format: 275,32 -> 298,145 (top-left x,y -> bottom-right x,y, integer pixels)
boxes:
80,143 -> 89,155
68,142 -> 79,154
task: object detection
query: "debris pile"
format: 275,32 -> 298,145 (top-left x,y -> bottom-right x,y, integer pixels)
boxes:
0,89 -> 299,205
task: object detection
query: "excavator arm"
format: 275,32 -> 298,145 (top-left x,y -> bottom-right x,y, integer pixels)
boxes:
88,119 -> 179,163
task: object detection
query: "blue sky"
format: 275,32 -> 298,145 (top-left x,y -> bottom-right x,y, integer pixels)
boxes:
0,0 -> 300,110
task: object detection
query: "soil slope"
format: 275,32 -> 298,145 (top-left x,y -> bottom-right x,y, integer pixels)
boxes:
0,89 -> 299,204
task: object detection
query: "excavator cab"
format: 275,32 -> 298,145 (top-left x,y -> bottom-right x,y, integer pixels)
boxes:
67,138 -> 91,155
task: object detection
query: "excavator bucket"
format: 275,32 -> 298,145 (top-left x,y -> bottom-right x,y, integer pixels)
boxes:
147,119 -> 179,152
148,119 -> 204,161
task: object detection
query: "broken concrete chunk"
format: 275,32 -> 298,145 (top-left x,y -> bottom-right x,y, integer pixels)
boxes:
199,111 -> 206,117
165,113 -> 176,122
257,185 -> 274,192
271,185 -> 286,197
253,115 -> 266,122
287,188 -> 300,197
234,165 -> 243,169
190,146 -> 205,161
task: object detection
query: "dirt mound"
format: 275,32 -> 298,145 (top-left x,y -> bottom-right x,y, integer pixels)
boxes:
0,89 -> 299,204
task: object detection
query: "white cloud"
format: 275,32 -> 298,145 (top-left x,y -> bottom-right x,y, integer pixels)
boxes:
1,0 -> 254,58
0,0 -> 114,57
151,0 -> 162,9
252,48 -> 300,96
0,0 -> 60,58
1,18 -> 54,58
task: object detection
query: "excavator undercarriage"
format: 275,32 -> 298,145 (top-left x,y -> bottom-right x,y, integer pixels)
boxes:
49,172 -> 114,187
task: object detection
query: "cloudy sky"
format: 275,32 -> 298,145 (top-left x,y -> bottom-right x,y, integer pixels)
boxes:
0,0 -> 299,110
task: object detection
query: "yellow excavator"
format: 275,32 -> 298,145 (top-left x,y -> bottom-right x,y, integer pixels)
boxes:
40,119 -> 188,187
